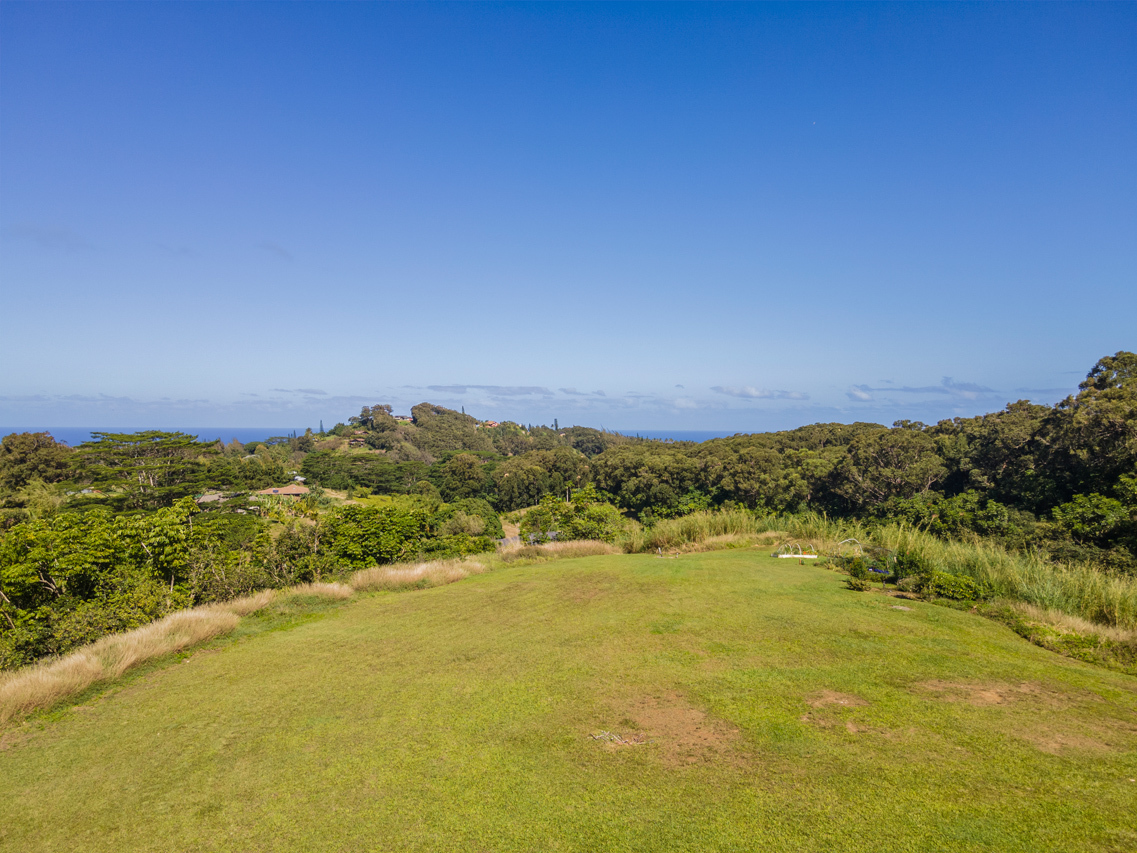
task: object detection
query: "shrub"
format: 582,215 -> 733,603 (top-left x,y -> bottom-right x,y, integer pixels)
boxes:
893,548 -> 932,581
845,557 -> 870,580
323,504 -> 430,568
520,488 -> 625,544
897,576 -> 921,593
432,498 -> 504,539
921,570 -> 988,601
418,533 -> 496,560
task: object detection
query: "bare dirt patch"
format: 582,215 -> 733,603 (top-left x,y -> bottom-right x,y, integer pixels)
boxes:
800,691 -> 873,731
1015,711 -> 1137,755
600,692 -> 743,767
807,691 -> 868,709
1018,730 -> 1113,755
917,680 -> 1137,755
917,680 -> 1075,708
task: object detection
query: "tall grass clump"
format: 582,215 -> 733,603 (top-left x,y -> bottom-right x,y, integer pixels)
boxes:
212,588 -> 279,616
350,559 -> 486,591
874,523 -> 1137,630
497,540 -> 619,563
625,509 -> 865,554
630,510 -> 772,552
0,608 -> 240,724
779,512 -> 871,549
1009,603 -> 1137,645
284,582 -> 355,601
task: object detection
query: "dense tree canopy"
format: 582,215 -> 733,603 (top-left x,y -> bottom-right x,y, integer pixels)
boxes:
2,351 -> 1134,670
0,432 -> 73,491
75,431 -> 216,509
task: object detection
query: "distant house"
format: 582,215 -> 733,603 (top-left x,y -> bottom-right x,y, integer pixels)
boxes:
483,420 -> 500,428
393,414 -> 412,422
256,484 -> 310,498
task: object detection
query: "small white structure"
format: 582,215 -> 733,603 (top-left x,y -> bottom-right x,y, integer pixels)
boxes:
772,542 -> 818,560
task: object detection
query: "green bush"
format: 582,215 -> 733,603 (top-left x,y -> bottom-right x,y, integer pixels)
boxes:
0,499 -> 202,667
845,557 -> 870,580
921,570 -> 988,601
520,487 -> 625,544
893,548 -> 932,581
418,534 -> 496,560
323,504 -> 429,568
432,498 -> 503,539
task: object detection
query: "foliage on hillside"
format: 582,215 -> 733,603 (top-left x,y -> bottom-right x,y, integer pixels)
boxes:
0,351 -> 1134,669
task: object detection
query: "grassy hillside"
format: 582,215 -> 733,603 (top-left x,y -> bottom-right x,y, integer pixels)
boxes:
2,551 -> 1135,852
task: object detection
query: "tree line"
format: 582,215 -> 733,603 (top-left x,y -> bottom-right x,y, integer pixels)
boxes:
0,350 -> 1133,669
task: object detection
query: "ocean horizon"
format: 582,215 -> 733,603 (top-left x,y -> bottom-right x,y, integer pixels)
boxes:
1,427 -> 743,446
0,427 -> 306,447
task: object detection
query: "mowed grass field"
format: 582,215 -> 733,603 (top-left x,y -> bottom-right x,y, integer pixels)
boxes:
2,551 -> 1136,853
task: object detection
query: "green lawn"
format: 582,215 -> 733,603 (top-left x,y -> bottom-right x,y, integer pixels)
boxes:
2,551 -> 1136,852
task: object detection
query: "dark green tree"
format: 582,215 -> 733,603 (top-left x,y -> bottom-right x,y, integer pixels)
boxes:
75,431 -> 215,509
1041,351 -> 1137,500
0,432 -> 74,491
831,427 -> 947,511
441,453 -> 490,501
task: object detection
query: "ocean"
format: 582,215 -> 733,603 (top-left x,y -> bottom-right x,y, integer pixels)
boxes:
616,430 -> 741,443
2,427 -> 744,447
0,427 -> 305,447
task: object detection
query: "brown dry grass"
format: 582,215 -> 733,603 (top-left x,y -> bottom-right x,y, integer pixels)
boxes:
211,589 -> 278,615
285,582 -> 355,600
806,690 -> 869,708
653,531 -> 792,556
917,679 -> 1075,708
600,691 -> 745,768
497,540 -> 619,562
0,608 -> 240,724
350,559 -> 487,591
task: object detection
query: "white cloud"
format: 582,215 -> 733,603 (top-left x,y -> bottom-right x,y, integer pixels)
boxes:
711,386 -> 809,401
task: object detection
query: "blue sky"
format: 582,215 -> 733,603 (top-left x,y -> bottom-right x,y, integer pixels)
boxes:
2,2 -> 1133,432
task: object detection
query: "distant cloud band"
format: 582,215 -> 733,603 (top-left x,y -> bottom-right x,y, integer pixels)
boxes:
711,386 -> 809,401
847,376 -> 997,403
427,385 -> 552,397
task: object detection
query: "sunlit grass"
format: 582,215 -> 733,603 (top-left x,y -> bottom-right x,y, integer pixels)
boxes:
0,609 -> 240,725
1,551 -> 1134,852
623,510 -> 1137,629
0,562 -> 479,723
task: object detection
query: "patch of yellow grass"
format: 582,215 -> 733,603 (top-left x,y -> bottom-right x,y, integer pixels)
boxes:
1010,602 -> 1137,644
211,589 -> 278,615
350,559 -> 486,592
0,608 -> 239,725
679,532 -> 793,555
285,582 -> 355,600
497,540 -> 619,562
